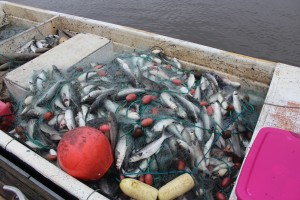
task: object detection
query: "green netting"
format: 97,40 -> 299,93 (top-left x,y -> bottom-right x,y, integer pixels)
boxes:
10,48 -> 261,199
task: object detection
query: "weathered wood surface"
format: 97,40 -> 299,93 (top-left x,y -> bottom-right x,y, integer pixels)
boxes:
0,155 -> 59,200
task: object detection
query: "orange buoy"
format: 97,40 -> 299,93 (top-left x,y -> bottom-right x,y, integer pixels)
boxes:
57,127 -> 113,180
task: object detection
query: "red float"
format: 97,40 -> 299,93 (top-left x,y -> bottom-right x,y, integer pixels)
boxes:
57,127 -> 113,180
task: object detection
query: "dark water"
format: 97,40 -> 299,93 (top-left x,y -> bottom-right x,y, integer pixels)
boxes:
8,0 -> 300,66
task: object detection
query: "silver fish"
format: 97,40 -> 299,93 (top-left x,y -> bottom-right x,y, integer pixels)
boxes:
129,129 -> 171,162
233,91 -> 242,114
212,102 -> 223,133
152,119 -> 175,132
39,122 -> 61,140
204,132 -> 215,165
160,92 -> 177,110
48,114 -> 64,126
230,133 -> 242,157
90,91 -> 115,112
103,99 -> 118,113
54,97 -> 66,110
123,159 -> 148,178
166,123 -> 183,140
16,40 -> 33,53
116,88 -> 145,99
36,81 -> 63,106
36,70 -> 47,91
108,112 -> 119,151
173,58 -> 182,69
27,119 -> 36,138
77,71 -> 97,82
187,73 -> 195,89
119,108 -> 140,120
115,131 -> 126,170
36,40 -> 44,48
217,93 -> 228,110
194,142 -> 210,175
24,95 -> 33,106
194,120 -> 204,141
173,93 -> 199,122
60,83 -> 71,107
116,58 -> 138,87
149,68 -> 170,80
77,112 -> 85,127
65,109 -> 76,130
194,85 -> 201,101
30,43 -> 37,53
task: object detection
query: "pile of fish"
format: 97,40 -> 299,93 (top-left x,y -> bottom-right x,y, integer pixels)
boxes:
12,49 -> 259,199
15,29 -> 74,54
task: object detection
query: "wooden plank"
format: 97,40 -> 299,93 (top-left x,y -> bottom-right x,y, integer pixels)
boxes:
0,157 -> 57,200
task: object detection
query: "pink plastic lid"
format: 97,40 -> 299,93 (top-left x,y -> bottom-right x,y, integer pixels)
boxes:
236,127 -> 300,200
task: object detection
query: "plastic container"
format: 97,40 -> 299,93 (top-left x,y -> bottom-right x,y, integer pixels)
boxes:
0,100 -> 14,131
236,127 -> 300,200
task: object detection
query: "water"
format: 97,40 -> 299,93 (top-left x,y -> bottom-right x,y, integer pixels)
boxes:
7,0 -> 300,66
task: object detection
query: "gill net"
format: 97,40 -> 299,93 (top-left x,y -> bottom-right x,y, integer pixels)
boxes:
10,48 -> 261,199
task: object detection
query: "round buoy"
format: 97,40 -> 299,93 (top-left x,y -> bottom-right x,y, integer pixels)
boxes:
57,127 -> 113,180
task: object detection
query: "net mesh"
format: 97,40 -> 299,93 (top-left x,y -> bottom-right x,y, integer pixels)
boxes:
9,48 -> 261,199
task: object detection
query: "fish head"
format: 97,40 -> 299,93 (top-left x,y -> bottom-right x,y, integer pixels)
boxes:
129,152 -> 143,163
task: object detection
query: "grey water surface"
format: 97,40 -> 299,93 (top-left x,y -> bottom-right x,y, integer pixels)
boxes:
8,0 -> 300,66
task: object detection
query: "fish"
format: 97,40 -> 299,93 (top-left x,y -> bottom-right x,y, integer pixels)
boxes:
27,119 -> 36,138
217,93 -> 228,110
187,73 -> 195,89
116,88 -> 145,99
230,133 -> 242,157
204,132 -> 215,165
194,85 -> 201,101
36,70 -> 47,91
30,43 -> 37,53
116,58 -> 138,87
77,71 -> 97,82
108,112 -> 119,151
36,81 -> 64,106
90,92 -> 115,112
152,119 -> 175,132
65,109 -> 76,130
149,67 -> 170,80
24,95 -> 33,106
77,112 -> 85,127
48,114 -> 64,126
54,97 -> 66,110
173,93 -> 199,122
115,131 -> 127,170
60,83 -> 71,107
123,159 -> 148,178
166,123 -> 183,140
160,92 -> 177,110
172,58 -> 182,69
194,120 -> 204,141
39,122 -> 61,140
103,99 -> 118,113
193,142 -> 210,175
129,128 -> 172,162
233,91 -> 242,114
119,109 -> 140,120
16,40 -> 34,53
212,102 -> 223,133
